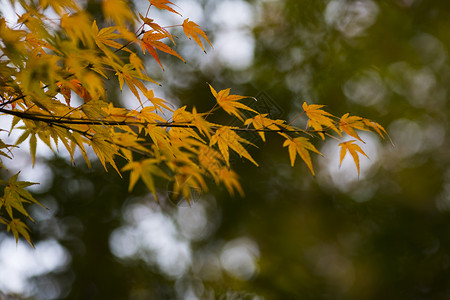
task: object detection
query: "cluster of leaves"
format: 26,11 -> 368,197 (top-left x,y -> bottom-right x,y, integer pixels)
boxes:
0,0 -> 387,246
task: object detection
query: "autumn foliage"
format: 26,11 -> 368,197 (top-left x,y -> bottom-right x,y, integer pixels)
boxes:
0,0 -> 387,246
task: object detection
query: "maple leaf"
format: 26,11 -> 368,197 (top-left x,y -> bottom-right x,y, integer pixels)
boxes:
191,107 -> 212,139
339,113 -> 369,142
141,31 -> 185,70
0,172 -> 42,221
102,0 -> 136,26
149,0 -> 181,16
91,21 -> 128,60
143,89 -> 173,112
69,131 -> 91,168
218,168 -> 244,197
122,159 -> 168,200
39,0 -> 79,16
244,114 -> 286,142
363,119 -> 390,142
209,84 -> 257,121
58,78 -> 92,105
7,219 -> 33,247
114,133 -> 149,160
25,33 -> 58,54
210,127 -> 258,167
116,64 -> 154,105
0,0 -> 389,244
283,137 -> 321,175
182,19 -> 212,53
90,133 -> 121,174
137,105 -> 167,123
302,102 -> 340,139
139,13 -> 175,44
198,145 -> 223,179
339,140 -> 369,175
129,53 -> 145,74
171,165 -> 207,204
60,13 -> 94,47
170,107 -> 206,144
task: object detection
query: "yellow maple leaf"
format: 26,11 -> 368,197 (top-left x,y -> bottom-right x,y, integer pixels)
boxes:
7,219 -> 33,247
363,119 -> 391,142
122,158 -> 167,200
210,127 -> 258,167
283,137 -> 321,175
143,89 -> 173,113
172,106 -> 206,143
91,21 -> 127,61
138,105 -> 167,123
339,140 -> 369,175
90,133 -> 121,174
1,172 -> 41,221
61,13 -> 93,47
102,0 -> 136,26
40,0 -> 79,16
244,114 -> 285,142
191,107 -> 213,139
218,168 -> 244,197
302,102 -> 340,139
171,165 -> 207,204
129,53 -> 145,73
339,113 -> 369,142
116,64 -> 156,105
198,145 -> 223,179
209,84 -> 257,121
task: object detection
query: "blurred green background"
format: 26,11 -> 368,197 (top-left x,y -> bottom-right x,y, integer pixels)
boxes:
1,0 -> 450,299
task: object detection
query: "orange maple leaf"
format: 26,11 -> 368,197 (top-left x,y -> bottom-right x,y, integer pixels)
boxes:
182,18 -> 212,53
139,13 -> 175,44
58,79 -> 92,105
339,140 -> 369,175
141,31 -> 185,70
148,0 -> 181,16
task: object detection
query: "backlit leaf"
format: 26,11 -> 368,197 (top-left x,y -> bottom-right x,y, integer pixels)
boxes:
182,19 -> 212,53
339,113 -> 369,142
218,168 -> 244,197
149,0 -> 181,16
339,140 -> 369,175
102,0 -> 136,26
122,159 -> 168,200
209,84 -> 257,121
303,102 -> 340,139
363,119 -> 391,142
7,219 -> 33,247
283,137 -> 321,175
210,127 -> 258,167
141,31 -> 185,70
244,114 -> 286,142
